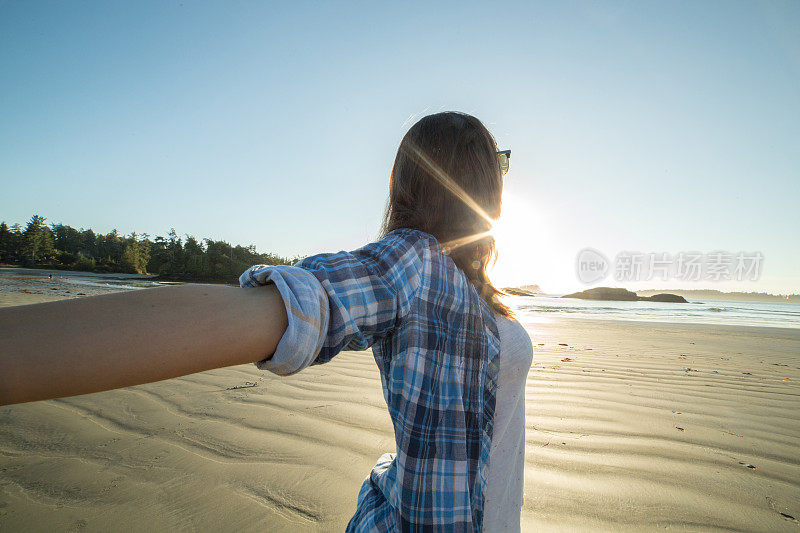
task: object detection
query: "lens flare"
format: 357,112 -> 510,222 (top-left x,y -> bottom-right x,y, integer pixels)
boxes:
403,142 -> 495,254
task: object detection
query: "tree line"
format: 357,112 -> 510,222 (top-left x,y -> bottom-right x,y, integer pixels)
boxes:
0,215 -> 297,282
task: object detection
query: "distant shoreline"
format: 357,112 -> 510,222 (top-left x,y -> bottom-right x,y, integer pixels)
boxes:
636,288 -> 799,304
0,264 -> 236,285
501,283 -> 797,305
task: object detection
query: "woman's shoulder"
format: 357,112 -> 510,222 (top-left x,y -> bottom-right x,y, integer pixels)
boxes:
335,228 -> 439,267
363,229 -> 444,285
296,228 -> 438,277
381,228 -> 440,252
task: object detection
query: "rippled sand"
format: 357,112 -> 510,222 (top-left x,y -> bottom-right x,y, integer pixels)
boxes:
1,292 -> 799,531
522,319 -> 799,531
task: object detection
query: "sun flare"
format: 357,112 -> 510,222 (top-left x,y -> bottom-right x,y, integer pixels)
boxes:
489,190 -> 557,291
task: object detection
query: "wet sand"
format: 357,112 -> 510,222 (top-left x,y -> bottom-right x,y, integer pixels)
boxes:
1,291 -> 799,531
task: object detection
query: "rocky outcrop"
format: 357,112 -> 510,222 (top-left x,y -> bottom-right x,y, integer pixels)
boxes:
562,287 -> 687,303
562,287 -> 638,301
502,284 -> 542,297
641,293 -> 688,303
503,287 -> 539,297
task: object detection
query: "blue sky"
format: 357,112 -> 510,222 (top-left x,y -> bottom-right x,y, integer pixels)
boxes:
1,1 -> 798,293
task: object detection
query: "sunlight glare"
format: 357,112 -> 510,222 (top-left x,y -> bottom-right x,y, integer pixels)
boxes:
489,190 -> 564,292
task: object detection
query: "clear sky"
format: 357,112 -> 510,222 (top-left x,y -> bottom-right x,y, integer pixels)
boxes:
1,1 -> 798,293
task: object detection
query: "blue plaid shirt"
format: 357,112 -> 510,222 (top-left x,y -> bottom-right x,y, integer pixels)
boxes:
240,229 -> 501,531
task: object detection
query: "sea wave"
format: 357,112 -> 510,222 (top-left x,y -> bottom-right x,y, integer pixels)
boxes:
509,296 -> 800,329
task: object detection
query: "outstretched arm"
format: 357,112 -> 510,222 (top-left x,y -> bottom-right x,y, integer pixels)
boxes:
0,284 -> 287,406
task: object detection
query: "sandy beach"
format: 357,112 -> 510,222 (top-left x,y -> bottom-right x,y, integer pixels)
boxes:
1,289 -> 799,531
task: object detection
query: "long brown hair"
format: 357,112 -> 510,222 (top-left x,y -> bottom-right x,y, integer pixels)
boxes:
381,111 -> 512,317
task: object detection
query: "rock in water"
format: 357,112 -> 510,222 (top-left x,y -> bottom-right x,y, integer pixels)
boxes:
641,293 -> 688,303
562,287 -> 687,303
503,287 -> 539,297
562,287 -> 639,301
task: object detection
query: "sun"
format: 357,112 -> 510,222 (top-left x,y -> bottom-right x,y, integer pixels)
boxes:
488,191 -> 551,289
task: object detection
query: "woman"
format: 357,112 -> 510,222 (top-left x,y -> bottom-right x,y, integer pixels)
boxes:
0,112 -> 533,531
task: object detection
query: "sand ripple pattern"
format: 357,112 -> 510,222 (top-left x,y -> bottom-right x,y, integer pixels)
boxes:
1,315 -> 799,531
521,319 -> 800,532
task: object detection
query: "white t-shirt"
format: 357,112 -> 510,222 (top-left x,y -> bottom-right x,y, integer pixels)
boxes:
483,314 -> 533,532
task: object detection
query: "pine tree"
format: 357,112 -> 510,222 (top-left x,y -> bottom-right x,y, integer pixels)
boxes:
0,222 -> 10,262
23,215 -> 49,263
9,224 -> 23,262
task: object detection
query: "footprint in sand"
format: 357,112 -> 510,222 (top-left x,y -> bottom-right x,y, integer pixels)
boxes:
68,519 -> 88,531
767,497 -> 797,522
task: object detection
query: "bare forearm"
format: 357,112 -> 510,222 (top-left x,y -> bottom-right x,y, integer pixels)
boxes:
0,284 -> 287,405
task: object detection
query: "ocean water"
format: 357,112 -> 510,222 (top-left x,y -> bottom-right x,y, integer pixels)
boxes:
509,295 -> 800,329
0,267 -> 164,294
3,267 -> 798,329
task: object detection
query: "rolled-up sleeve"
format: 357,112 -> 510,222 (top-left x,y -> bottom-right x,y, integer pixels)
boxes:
239,229 -> 431,374
239,265 -> 330,375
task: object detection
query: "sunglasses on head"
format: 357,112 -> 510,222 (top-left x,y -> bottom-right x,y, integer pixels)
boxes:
497,149 -> 511,176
